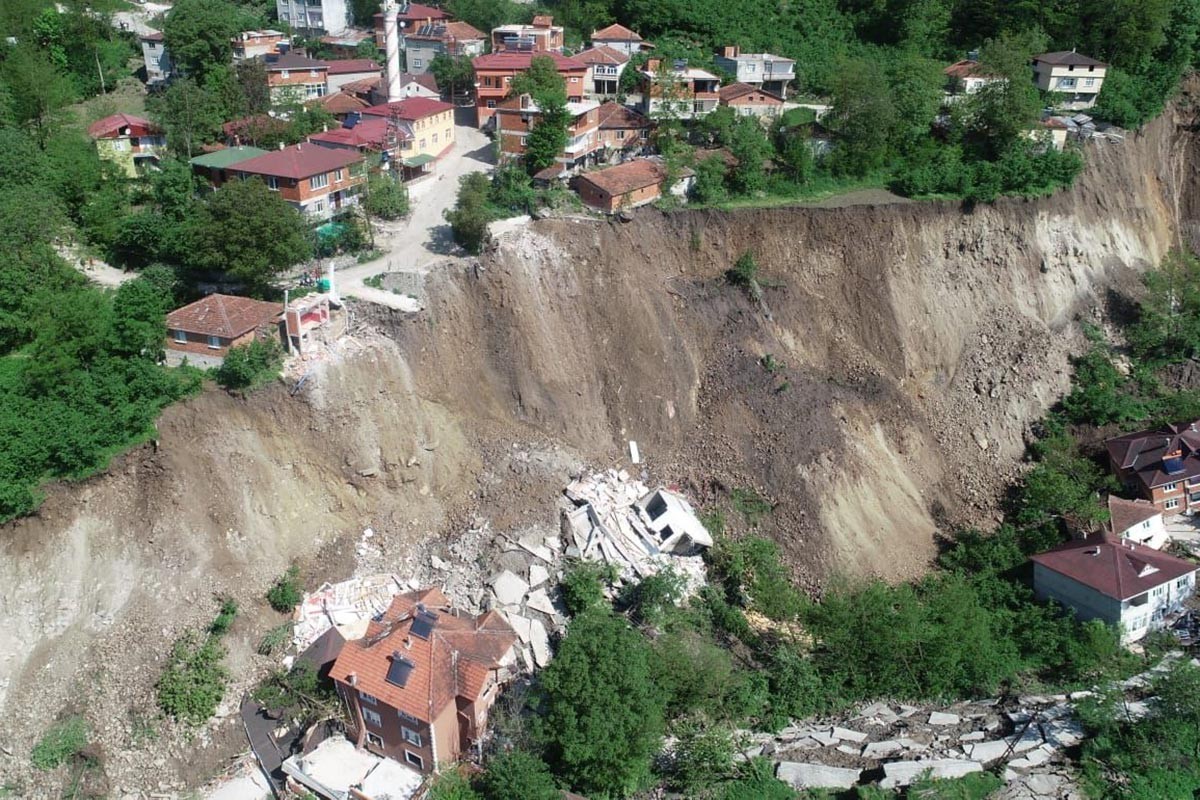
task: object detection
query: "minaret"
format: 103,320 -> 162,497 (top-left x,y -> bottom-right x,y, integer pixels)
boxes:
382,0 -> 402,102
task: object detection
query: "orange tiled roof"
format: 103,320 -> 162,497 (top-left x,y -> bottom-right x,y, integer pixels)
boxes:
166,294 -> 282,338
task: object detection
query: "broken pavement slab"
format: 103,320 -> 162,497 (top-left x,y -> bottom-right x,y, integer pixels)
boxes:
525,588 -> 558,616
879,759 -> 982,789
928,711 -> 961,726
775,762 -> 861,790
529,618 -> 551,668
830,726 -> 868,743
529,564 -> 550,588
487,570 -> 529,607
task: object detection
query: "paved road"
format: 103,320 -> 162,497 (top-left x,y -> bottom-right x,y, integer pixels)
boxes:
337,109 -> 493,310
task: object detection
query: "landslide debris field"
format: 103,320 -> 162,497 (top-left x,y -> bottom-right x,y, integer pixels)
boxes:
2,97 -> 1199,795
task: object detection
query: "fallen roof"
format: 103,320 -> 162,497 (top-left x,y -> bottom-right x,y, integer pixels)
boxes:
1030,535 -> 1197,601
166,294 -> 282,339
943,59 -> 998,79
1035,50 -> 1107,67
591,23 -> 642,41
323,58 -> 380,75
718,82 -> 783,103
1108,496 -> 1162,535
313,90 -> 370,114
231,143 -> 363,180
189,146 -> 269,169
87,113 -> 160,139
360,96 -> 455,120
472,51 -> 586,71
282,735 -> 422,800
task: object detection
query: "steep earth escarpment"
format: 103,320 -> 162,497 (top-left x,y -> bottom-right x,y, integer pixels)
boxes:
2,91 -> 1198,795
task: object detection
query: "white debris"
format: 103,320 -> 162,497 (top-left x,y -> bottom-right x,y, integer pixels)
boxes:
525,588 -> 557,616
775,762 -> 861,790
529,564 -> 550,588
880,759 -> 982,789
292,574 -> 406,651
929,712 -> 961,726
488,570 -> 529,607
529,619 -> 551,668
831,726 -> 868,743
629,440 -> 641,464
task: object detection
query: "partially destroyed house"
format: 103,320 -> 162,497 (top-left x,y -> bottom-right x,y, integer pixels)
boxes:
329,588 -> 518,773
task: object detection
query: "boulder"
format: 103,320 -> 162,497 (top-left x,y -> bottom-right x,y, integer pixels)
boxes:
775,762 -> 862,790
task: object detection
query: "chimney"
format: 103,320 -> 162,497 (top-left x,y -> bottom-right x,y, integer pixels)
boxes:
348,672 -> 358,685
381,0 -> 403,102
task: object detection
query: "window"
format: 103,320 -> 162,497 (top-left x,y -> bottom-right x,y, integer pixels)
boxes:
432,133 -> 438,143
618,130 -> 626,139
420,138 -> 426,148
402,727 -> 422,746
359,691 -> 378,705
413,58 -> 422,68
366,732 -> 384,748
1084,78 -> 1095,87
486,100 -> 496,108
747,63 -> 756,73
519,135 -> 527,145
310,173 -> 329,189
1178,577 -> 1191,589
405,751 -> 424,769
1058,77 -> 1076,89
570,76 -> 579,82
173,330 -> 187,343
207,335 -> 221,349
281,70 -> 290,78
310,70 -> 319,77
311,199 -> 326,214
1164,482 -> 1179,492
334,169 -> 343,182
266,176 -> 279,191
398,709 -> 420,724
1166,498 -> 1180,510
363,707 -> 383,727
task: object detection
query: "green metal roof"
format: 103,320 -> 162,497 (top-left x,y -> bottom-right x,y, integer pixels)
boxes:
401,153 -> 436,167
189,146 -> 269,169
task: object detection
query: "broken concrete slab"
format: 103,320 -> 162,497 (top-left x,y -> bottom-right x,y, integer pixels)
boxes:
1008,748 -> 1051,769
775,762 -> 861,790
831,726 -> 868,743
504,612 -> 533,644
836,744 -> 859,756
430,555 -> 450,571
862,740 -> 906,759
959,731 -> 986,742
529,619 -> 551,668
1010,726 -> 1043,753
966,740 -> 1011,763
809,731 -> 839,747
488,570 -> 529,607
525,588 -> 558,616
929,712 -> 960,726
529,564 -> 550,588
879,759 -> 982,789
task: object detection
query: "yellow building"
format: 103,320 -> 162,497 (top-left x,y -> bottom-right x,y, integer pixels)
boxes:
360,97 -> 456,176
86,113 -> 166,177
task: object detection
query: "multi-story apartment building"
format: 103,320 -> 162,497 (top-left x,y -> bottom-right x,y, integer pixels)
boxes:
265,53 -> 329,102
404,20 -> 485,75
491,15 -> 563,54
589,23 -> 650,56
639,58 -> 721,119
325,58 -> 382,93
596,101 -> 652,155
471,51 -> 587,127
574,45 -> 628,98
228,143 -> 366,221
495,94 -> 602,171
361,97 -> 456,164
139,32 -> 172,85
231,29 -> 289,61
276,0 -> 351,36
372,2 -> 451,50
1106,421 -> 1200,516
1032,51 -> 1107,110
329,588 -> 518,774
713,46 -> 795,97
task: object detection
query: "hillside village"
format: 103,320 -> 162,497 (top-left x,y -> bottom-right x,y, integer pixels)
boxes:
6,0 -> 1200,798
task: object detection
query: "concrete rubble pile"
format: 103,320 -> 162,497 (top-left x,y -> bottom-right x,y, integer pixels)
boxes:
561,469 -> 711,590
292,573 -> 408,651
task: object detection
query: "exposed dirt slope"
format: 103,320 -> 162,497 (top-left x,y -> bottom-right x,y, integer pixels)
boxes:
1,92 -> 1198,795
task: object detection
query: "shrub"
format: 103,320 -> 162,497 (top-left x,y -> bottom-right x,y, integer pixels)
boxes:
709,535 -> 805,621
444,172 -> 493,255
478,750 -> 559,800
364,175 -> 410,220
31,716 -> 89,771
726,252 -> 759,288
713,757 -> 798,800
214,338 -> 284,391
618,568 -> 684,626
266,564 -> 303,613
208,597 -> 238,636
666,718 -> 736,793
427,771 -> 481,800
489,163 -> 536,213
157,632 -> 229,725
558,560 -> 615,616
257,623 -> 292,655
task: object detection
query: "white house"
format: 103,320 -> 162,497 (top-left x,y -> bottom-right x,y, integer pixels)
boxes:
1032,51 -> 1108,110
140,32 -> 172,85
713,46 -> 795,97
1108,495 -> 1169,550
943,59 -> 1001,96
589,23 -> 650,57
275,0 -> 351,36
1031,535 -> 1197,644
635,489 -> 713,554
574,45 -> 629,98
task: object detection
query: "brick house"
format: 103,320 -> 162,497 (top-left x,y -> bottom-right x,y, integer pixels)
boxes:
1105,421 -> 1200,516
491,15 -> 563,54
189,146 -> 269,188
228,143 -> 366,221
86,114 -> 166,178
639,58 -> 721,119
718,82 -> 784,118
324,58 -> 383,93
165,294 -> 283,367
231,29 -> 289,62
574,45 -> 629,98
313,90 -> 371,119
1031,534 -> 1197,644
309,114 -> 421,178
496,94 -> 602,170
596,101 -> 652,155
471,51 -> 587,127
589,23 -> 650,56
575,157 -> 694,212
373,1 -> 451,49
361,97 -> 456,174
329,587 -> 518,774
265,53 -> 330,102
404,20 -> 486,75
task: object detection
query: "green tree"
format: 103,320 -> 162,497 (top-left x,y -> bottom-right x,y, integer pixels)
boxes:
1128,251 -> 1200,363
444,172 -> 494,254
157,632 -> 229,725
184,178 -> 312,292
666,718 -> 736,793
149,77 -> 224,158
478,750 -> 559,800
162,0 -> 251,81
0,44 -> 76,146
728,116 -> 772,195
364,175 -> 411,220
691,154 -> 730,204
960,32 -> 1043,160
216,338 -> 285,390
110,275 -> 171,360
536,609 -> 666,797
429,53 -> 476,99
827,56 -> 895,176
511,55 -> 570,174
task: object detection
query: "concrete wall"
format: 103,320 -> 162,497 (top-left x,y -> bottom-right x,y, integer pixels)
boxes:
1032,563 -> 1122,626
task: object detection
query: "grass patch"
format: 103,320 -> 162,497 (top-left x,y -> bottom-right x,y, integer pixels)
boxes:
731,488 -> 772,526
157,632 -> 229,726
258,623 -> 293,656
266,565 -> 303,613
208,598 -> 238,636
364,273 -> 385,289
31,716 -> 89,771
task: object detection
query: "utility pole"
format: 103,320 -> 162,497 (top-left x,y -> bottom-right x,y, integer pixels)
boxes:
95,48 -> 106,94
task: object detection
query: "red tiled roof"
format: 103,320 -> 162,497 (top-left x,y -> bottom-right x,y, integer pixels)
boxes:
310,116 -> 411,149
373,2 -> 449,23
408,20 -> 485,42
231,143 -> 363,180
591,23 -> 642,41
596,101 -> 650,130
944,59 -> 997,79
577,158 -> 691,196
360,96 -> 454,121
140,31 -> 164,41
329,589 -> 517,724
1108,496 -> 1161,536
166,294 -> 282,338
472,51 -> 586,72
531,14 -> 554,27
223,114 -> 288,142
323,58 -> 380,75
264,53 -> 327,72
1105,421 -> 1200,490
314,91 -> 370,114
341,76 -> 382,95
573,45 -> 628,67
1031,534 -> 1197,601
718,82 -> 783,104
87,113 -> 160,139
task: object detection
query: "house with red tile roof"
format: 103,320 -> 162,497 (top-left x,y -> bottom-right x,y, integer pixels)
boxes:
491,15 -> 563,54
312,90 -> 370,118
575,157 -> 694,212
87,114 -> 166,177
373,1 -> 451,49
1105,420 -> 1200,516
265,53 -> 329,102
472,51 -> 587,127
227,143 -> 366,221
1031,534 -> 1196,644
495,95 -> 603,171
329,587 -> 518,773
590,23 -> 650,56
309,114 -> 420,177
718,82 -> 784,118
596,101 -> 652,154
165,294 -> 283,366
404,20 -> 486,75
574,45 -> 629,98
324,58 -> 382,93
361,97 -> 455,171
639,57 -> 721,119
